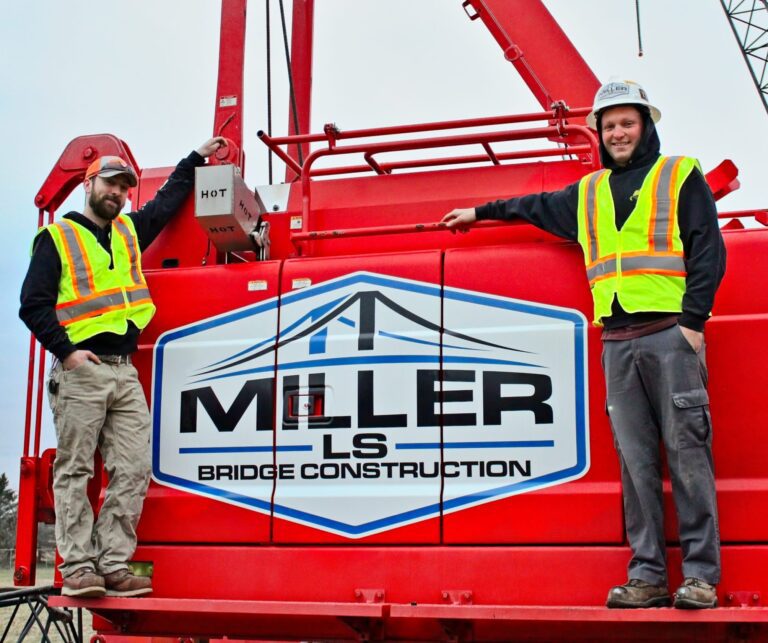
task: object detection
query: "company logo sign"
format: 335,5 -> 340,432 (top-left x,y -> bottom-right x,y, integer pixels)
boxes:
152,272 -> 589,537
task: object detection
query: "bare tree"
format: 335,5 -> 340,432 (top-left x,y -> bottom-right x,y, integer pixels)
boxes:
0,473 -> 17,549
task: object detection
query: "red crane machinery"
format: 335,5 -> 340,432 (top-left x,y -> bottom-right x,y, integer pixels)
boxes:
9,1 -> 768,641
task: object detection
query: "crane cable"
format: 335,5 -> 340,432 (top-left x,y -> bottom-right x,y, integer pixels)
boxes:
635,0 -> 644,57
266,0 -> 273,184
279,0 -> 304,167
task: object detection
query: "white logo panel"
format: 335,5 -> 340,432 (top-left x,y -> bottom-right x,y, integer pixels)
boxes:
152,300 -> 279,513
151,272 -> 589,536
441,288 -> 589,514
272,275 -> 442,536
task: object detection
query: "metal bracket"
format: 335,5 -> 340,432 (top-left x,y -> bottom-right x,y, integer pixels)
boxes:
255,182 -> 291,213
354,588 -> 385,603
724,590 -> 761,606
440,589 -> 473,605
462,0 -> 480,20
550,100 -> 571,136
345,592 -> 386,642
250,220 -> 271,261
438,590 -> 474,642
324,122 -> 341,149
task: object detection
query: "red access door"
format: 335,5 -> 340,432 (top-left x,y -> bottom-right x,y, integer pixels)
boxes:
441,242 -> 623,544
272,251 -> 443,544
137,261 -> 281,545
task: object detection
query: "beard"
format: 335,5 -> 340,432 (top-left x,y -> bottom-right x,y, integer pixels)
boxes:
89,192 -> 123,221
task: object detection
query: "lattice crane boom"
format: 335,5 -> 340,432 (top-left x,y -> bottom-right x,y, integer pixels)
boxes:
720,0 -> 768,114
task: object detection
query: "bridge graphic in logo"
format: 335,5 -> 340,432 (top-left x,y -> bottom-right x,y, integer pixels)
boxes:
152,272 -> 589,537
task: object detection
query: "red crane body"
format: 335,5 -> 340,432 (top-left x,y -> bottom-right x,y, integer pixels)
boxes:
13,1 -> 768,640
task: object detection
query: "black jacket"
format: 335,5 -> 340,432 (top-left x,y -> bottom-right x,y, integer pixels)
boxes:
19,151 -> 205,360
475,111 -> 726,330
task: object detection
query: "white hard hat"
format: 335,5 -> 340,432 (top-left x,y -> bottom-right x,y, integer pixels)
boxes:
586,79 -> 661,129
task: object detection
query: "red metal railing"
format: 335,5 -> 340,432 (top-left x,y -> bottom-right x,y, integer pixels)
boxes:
291,219 -> 514,243
24,208 -> 54,462
717,209 -> 768,221
258,107 -> 599,247
259,107 -> 596,178
306,144 -> 592,178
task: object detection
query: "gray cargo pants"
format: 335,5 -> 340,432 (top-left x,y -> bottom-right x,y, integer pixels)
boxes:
602,324 -> 720,585
48,359 -> 151,578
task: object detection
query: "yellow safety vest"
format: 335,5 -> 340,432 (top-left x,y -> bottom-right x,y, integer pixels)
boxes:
576,156 -> 699,326
43,215 -> 156,344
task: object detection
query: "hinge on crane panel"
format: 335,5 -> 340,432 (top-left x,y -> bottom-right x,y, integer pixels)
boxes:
354,588 -> 385,603
347,592 -> 386,643
439,591 -> 473,643
724,591 -> 761,606
440,590 -> 473,605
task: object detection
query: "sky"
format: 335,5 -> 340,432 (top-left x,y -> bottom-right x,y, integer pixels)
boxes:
0,0 -> 766,490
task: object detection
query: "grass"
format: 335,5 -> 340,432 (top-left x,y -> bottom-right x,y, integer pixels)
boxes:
1,566 -> 94,642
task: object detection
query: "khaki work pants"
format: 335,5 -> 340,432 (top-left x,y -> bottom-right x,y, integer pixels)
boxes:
48,360 -> 151,578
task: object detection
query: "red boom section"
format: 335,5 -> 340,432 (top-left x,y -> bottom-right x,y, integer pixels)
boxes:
463,0 -> 600,117
213,0 -> 247,168
33,134 -> 140,212
285,0 -> 314,181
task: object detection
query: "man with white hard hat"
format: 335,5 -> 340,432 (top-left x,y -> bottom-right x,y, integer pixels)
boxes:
442,79 -> 725,609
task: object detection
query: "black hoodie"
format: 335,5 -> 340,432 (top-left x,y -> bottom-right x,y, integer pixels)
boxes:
475,109 -> 726,331
19,151 -> 205,361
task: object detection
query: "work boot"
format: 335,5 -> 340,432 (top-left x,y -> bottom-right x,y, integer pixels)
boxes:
103,568 -> 153,597
674,578 -> 718,609
606,578 -> 672,608
61,567 -> 106,598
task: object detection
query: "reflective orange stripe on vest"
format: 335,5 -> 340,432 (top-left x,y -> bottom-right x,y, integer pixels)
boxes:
582,171 -> 609,265
126,285 -> 152,305
53,217 -> 148,325
585,255 -> 617,283
55,285 -> 152,326
56,220 -> 96,299
113,217 -> 144,286
648,156 -> 686,253
583,156 -> 687,287
56,288 -> 126,325
586,253 -> 685,283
